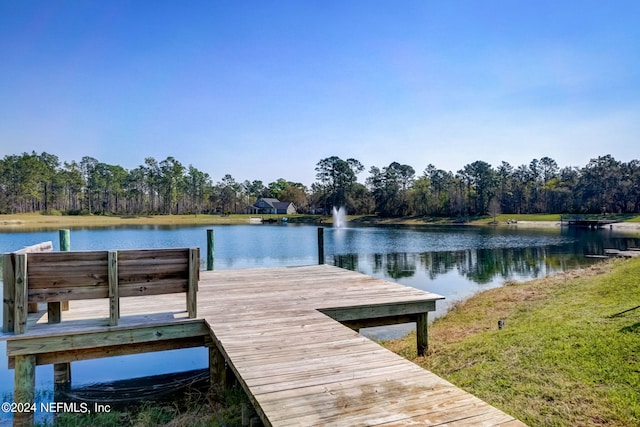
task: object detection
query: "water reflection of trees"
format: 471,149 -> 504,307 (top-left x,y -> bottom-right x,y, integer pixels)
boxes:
373,253 -> 416,279
333,247 -> 596,285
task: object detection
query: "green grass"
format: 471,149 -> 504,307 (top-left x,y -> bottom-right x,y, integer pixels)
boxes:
473,213 -> 562,224
38,388 -> 248,427
475,213 -> 640,224
383,258 -> 640,426
0,212 -> 327,229
497,213 -> 562,221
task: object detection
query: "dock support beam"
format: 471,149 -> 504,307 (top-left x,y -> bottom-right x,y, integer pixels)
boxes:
416,312 -> 428,356
14,354 -> 35,427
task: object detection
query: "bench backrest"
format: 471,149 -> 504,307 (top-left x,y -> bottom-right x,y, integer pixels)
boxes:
26,248 -> 199,302
4,247 -> 199,334
27,251 -> 110,302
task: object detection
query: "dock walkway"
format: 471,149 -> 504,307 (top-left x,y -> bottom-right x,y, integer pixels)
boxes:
3,264 -> 526,426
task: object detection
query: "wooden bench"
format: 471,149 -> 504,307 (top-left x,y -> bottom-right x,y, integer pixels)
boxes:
3,247 -> 199,334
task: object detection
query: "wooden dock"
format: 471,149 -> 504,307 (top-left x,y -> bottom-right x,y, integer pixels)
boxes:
2,264 -> 526,426
561,216 -> 618,228
604,248 -> 640,258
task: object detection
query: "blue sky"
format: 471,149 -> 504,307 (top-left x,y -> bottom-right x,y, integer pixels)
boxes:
1,1 -> 638,186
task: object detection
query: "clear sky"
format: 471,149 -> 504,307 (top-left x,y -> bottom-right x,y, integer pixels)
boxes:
1,1 -> 638,187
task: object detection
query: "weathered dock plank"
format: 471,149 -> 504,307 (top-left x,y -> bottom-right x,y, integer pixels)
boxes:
195,265 -> 524,426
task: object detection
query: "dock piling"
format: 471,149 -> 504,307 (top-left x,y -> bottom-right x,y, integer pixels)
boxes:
53,362 -> 71,403
416,312 -> 429,356
317,227 -> 324,265
13,254 -> 27,335
13,354 -> 35,427
207,229 -> 214,271
3,253 -> 15,333
55,230 -> 72,398
59,229 -> 70,252
108,251 -> 119,326
209,345 -> 227,393
187,248 -> 199,318
56,229 -> 71,313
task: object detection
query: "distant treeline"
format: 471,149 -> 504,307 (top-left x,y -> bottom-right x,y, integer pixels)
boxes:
1,152 -> 639,217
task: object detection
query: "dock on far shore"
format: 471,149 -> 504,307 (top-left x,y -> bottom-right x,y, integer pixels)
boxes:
2,260 -> 527,426
560,215 -> 618,228
604,248 -> 640,258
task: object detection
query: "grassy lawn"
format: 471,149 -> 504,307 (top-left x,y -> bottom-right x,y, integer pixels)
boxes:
0,212 -> 327,229
383,257 -> 640,426
492,213 -> 563,222
468,213 -> 562,225
472,213 -> 640,225
2,212 -> 640,230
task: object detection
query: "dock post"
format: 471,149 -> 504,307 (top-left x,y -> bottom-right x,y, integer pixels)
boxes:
416,312 -> 429,356
13,254 -> 28,335
209,345 -> 227,393
207,229 -> 214,271
3,253 -> 15,333
58,229 -> 71,312
108,251 -> 119,326
317,227 -> 325,265
59,228 -> 71,251
54,229 -> 72,400
14,354 -> 36,427
187,248 -> 198,318
242,403 -> 260,427
54,362 -> 72,402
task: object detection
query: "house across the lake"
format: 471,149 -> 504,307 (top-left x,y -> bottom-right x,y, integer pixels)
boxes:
244,198 -> 297,215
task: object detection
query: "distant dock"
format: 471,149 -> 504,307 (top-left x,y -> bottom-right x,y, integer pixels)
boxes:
604,248 -> 640,258
561,215 -> 618,229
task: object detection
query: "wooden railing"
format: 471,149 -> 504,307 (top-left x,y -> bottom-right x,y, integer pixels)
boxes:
3,246 -> 199,334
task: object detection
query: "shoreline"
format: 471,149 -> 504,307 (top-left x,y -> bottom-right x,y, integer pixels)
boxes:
1,213 -> 639,231
514,220 -> 640,231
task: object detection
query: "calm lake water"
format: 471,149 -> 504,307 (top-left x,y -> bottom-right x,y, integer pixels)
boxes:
1,223 -> 639,419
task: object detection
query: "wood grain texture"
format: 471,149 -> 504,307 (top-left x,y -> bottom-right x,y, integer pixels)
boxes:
17,248 -> 198,330
3,264 -> 526,427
